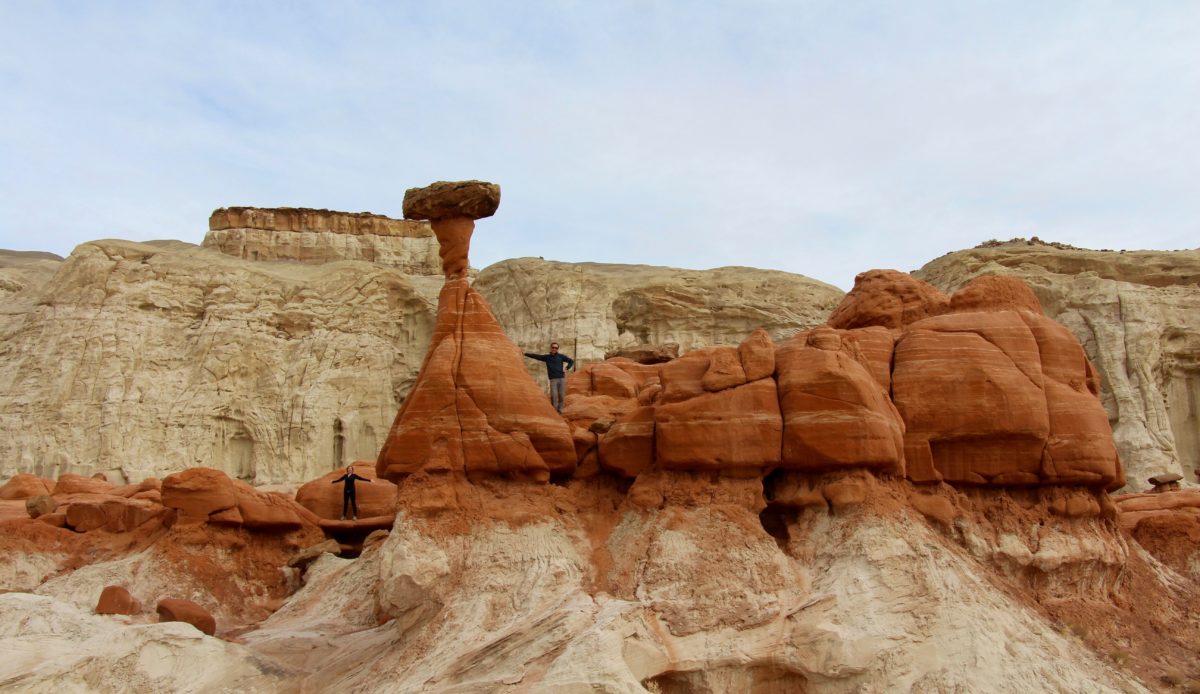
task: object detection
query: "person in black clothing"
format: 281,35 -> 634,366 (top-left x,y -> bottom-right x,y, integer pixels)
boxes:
523,341 -> 575,413
331,465 -> 371,520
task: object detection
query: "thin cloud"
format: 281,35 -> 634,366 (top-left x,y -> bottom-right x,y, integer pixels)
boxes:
1,3 -> 1197,289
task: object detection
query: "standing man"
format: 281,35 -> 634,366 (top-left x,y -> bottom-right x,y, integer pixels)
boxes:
331,465 -> 371,520
524,342 -> 575,413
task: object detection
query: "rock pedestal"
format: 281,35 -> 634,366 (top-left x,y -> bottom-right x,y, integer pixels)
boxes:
377,182 -> 575,485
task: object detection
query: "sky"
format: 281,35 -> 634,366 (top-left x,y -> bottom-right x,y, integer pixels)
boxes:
1,2 -> 1197,290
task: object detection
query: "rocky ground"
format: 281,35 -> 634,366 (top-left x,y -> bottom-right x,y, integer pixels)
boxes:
1,463 -> 1198,692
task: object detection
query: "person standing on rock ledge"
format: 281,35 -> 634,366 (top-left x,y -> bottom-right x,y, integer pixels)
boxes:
331,466 -> 371,520
524,343 -> 575,414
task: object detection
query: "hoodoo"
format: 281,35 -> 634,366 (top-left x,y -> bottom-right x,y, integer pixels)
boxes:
376,181 -> 576,487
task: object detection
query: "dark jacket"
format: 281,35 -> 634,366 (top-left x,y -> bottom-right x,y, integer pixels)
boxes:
332,472 -> 371,495
524,351 -> 575,379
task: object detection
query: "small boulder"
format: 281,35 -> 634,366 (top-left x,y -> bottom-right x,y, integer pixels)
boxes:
910,494 -> 959,526
96,586 -> 141,615
363,529 -> 390,549
156,598 -> 216,636
25,495 -> 57,518
738,328 -> 776,381
701,347 -> 747,392
1150,473 -> 1183,486
287,539 -> 342,570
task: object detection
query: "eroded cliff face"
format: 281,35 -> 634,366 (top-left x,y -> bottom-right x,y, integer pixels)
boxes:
915,240 -> 1200,490
0,239 -> 441,484
0,237 -> 843,485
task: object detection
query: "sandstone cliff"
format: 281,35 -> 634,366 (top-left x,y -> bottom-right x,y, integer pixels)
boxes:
204,207 -> 442,274
915,240 -> 1200,490
0,239 -> 842,486
0,239 -> 441,484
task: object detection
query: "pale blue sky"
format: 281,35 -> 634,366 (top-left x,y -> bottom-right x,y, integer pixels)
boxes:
2,2 -> 1197,289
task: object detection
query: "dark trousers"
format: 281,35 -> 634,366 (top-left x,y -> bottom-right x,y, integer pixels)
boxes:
342,489 -> 358,518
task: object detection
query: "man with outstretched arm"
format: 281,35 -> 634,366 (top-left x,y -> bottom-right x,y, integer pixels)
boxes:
523,341 -> 575,413
331,465 -> 371,520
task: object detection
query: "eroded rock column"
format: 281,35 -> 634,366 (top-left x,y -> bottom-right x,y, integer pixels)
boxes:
376,181 -> 576,492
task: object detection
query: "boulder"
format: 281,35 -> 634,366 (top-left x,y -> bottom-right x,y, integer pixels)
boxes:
0,473 -> 54,499
658,348 -> 716,403
235,486 -> 311,531
893,305 -> 1121,488
160,468 -> 237,523
701,347 -> 746,392
25,494 -> 56,518
296,462 -> 397,520
776,328 -> 904,472
737,328 -> 775,381
894,311 -> 1049,485
916,242 -> 1200,490
598,406 -> 656,477
113,478 -> 162,498
827,269 -> 949,330
949,275 -> 1044,315
95,586 -> 141,615
156,598 -> 217,636
655,379 -> 782,473
591,363 -> 639,399
402,180 -> 501,221
287,539 -> 343,570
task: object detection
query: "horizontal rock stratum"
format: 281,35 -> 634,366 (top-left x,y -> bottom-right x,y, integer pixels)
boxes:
204,206 -> 442,272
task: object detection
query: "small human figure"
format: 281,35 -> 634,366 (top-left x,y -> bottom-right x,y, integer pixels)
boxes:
331,465 -> 371,520
523,342 -> 575,413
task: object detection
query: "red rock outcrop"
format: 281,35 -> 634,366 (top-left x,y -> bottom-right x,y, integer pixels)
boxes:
377,181 -> 576,485
296,462 -> 397,520
0,473 -> 54,499
889,276 -> 1121,489
775,326 -> 904,473
52,474 -> 115,496
827,269 -> 949,330
161,468 -> 238,524
554,272 -> 1119,492
156,598 -> 217,635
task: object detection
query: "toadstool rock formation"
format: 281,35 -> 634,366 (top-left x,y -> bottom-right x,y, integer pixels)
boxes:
376,181 -> 576,488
